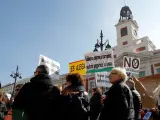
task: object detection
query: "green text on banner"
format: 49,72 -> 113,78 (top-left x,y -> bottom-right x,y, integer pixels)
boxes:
84,49 -> 114,73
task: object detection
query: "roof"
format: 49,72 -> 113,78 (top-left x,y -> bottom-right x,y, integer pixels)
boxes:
2,83 -> 14,88
139,74 -> 160,81
114,50 -> 160,63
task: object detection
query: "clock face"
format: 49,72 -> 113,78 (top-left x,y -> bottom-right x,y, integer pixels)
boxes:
121,27 -> 128,37
133,29 -> 137,36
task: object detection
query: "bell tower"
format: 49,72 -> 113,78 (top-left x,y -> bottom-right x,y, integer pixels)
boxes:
115,6 -> 139,49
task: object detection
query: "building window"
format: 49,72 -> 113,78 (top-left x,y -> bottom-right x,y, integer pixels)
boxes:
114,55 -> 117,58
122,41 -> 128,45
154,63 -> 160,67
139,71 -> 145,77
136,47 -> 146,52
156,68 -> 160,74
121,26 -> 128,37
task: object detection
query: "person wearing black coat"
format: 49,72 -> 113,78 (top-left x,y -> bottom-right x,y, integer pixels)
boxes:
90,88 -> 102,120
60,73 -> 89,120
12,65 -> 61,120
126,78 -> 142,120
99,67 -> 135,120
0,90 -> 7,120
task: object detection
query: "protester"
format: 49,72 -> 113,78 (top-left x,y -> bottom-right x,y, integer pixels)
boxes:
150,107 -> 160,120
90,88 -> 102,120
99,67 -> 135,120
101,91 -> 109,105
3,84 -> 23,120
3,93 -> 11,110
0,89 -> 7,120
14,84 -> 23,98
60,73 -> 89,120
126,78 -> 142,120
12,65 -> 61,120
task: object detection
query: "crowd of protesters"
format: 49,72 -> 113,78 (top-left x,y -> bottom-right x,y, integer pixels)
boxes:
0,65 -> 159,120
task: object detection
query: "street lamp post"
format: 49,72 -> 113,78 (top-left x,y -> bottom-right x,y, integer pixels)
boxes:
10,65 -> 22,101
93,30 -> 112,94
93,30 -> 111,52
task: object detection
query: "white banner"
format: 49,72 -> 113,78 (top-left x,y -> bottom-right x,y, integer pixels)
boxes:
39,54 -> 60,79
95,72 -> 112,87
88,76 -> 96,97
84,49 -> 114,73
123,56 -> 140,70
123,56 -> 140,76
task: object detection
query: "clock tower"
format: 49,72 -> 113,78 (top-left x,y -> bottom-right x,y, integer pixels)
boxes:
115,6 -> 139,49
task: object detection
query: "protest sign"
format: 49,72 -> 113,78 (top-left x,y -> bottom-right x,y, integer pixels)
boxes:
123,56 -> 140,77
84,49 -> 114,73
95,72 -> 112,87
88,75 -> 96,96
69,60 -> 86,75
39,54 -> 60,79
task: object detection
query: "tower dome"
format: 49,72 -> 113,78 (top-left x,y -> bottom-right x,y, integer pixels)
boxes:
119,6 -> 133,22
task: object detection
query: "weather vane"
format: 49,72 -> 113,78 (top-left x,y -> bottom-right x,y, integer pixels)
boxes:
124,0 -> 126,6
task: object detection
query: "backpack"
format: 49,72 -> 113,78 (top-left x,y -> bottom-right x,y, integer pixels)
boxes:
65,91 -> 89,120
121,85 -> 135,119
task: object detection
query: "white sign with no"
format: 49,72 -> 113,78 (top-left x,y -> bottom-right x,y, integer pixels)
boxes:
123,56 -> 140,70
123,56 -> 140,76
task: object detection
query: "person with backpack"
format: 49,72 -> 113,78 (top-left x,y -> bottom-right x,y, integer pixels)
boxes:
0,90 -> 7,120
99,67 -> 135,120
14,84 -> 24,98
90,88 -> 102,120
60,73 -> 89,120
126,78 -> 142,120
12,65 -> 61,120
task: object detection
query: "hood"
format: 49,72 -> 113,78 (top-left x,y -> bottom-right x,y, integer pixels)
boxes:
61,85 -> 85,96
66,85 -> 85,92
94,92 -> 101,96
30,74 -> 53,89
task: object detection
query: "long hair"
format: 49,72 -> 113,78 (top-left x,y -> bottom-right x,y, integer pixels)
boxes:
66,73 -> 84,86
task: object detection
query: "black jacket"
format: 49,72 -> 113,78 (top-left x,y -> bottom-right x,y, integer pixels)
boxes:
0,101 -> 7,120
90,93 -> 102,120
131,89 -> 142,120
60,85 -> 89,120
99,81 -> 135,120
12,74 -> 60,120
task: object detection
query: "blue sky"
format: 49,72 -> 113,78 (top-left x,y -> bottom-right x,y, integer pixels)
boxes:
0,0 -> 160,85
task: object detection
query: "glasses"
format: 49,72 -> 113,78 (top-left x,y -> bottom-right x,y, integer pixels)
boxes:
109,72 -> 118,78
110,72 -> 118,75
